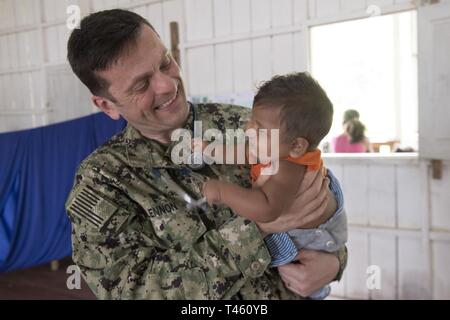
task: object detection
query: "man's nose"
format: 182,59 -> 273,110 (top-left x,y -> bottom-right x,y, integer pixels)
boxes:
151,71 -> 176,95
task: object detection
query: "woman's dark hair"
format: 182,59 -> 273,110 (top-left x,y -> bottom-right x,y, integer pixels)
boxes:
343,109 -> 360,124
346,119 -> 366,144
67,9 -> 157,97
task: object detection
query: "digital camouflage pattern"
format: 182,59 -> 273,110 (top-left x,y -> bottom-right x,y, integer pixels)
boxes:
65,103 -> 347,300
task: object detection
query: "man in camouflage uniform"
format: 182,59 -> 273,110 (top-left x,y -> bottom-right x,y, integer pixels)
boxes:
65,9 -> 347,299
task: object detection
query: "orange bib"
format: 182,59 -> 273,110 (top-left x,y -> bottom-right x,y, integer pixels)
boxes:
250,149 -> 324,183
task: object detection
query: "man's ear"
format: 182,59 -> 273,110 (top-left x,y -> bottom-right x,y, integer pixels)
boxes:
91,96 -> 121,120
289,137 -> 309,158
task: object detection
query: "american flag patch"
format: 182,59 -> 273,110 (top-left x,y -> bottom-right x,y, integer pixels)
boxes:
67,185 -> 119,230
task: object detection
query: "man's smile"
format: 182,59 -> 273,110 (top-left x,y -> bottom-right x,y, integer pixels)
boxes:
154,85 -> 179,112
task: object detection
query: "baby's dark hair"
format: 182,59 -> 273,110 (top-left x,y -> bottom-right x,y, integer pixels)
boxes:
253,72 -> 333,150
346,119 -> 366,144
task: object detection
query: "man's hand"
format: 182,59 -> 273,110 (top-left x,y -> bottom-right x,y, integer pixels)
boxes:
278,250 -> 339,297
257,170 -> 332,235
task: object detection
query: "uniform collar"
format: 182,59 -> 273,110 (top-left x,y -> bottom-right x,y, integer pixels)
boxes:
124,102 -> 195,168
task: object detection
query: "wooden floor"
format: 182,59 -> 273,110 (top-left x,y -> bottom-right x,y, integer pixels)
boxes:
0,257 -> 96,300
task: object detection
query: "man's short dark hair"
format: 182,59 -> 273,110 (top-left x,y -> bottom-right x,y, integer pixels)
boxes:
67,9 -> 158,98
253,72 -> 333,150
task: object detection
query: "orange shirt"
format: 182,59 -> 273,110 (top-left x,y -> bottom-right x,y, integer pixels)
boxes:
250,149 -> 324,183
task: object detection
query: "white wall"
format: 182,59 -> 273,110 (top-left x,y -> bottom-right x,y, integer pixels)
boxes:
324,154 -> 450,299
182,0 -> 419,103
183,0 -> 308,103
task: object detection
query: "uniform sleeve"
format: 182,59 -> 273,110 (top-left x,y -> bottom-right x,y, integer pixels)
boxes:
333,246 -> 348,282
66,165 -> 271,300
326,169 -> 348,282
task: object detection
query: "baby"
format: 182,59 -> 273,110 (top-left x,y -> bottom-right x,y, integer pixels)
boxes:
199,72 -> 347,299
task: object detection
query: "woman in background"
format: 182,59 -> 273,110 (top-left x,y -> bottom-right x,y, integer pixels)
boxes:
332,109 -> 373,153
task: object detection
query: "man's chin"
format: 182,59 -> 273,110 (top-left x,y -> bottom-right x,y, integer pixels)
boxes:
164,100 -> 189,127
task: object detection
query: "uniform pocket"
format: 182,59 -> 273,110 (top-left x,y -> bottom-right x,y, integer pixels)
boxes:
143,268 -> 209,300
147,206 -> 207,250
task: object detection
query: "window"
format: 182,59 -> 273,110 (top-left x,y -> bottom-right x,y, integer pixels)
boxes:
310,11 -> 418,152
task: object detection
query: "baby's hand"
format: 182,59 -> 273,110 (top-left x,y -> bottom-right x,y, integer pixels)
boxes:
202,179 -> 222,205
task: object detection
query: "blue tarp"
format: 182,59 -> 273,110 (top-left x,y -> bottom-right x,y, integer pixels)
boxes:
0,113 -> 126,272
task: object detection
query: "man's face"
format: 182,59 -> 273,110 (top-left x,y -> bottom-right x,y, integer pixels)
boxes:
94,25 -> 189,143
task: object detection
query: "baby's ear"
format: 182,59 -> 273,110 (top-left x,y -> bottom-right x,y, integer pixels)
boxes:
289,137 -> 309,158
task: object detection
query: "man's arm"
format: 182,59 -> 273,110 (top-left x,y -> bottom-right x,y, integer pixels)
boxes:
66,164 -> 271,300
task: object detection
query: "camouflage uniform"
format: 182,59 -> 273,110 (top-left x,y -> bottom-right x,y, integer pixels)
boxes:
65,103 -> 347,300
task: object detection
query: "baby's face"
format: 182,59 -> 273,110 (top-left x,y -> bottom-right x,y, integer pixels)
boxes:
245,104 -> 291,162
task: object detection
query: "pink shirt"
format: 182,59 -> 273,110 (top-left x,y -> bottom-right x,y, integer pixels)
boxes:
332,134 -> 366,153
